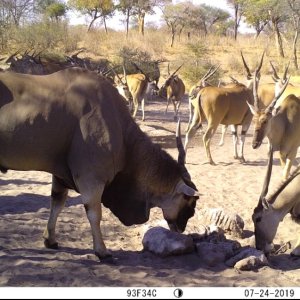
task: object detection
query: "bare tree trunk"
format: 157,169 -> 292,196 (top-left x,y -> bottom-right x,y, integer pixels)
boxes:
88,18 -> 96,32
292,29 -> 299,69
203,22 -> 207,36
273,20 -> 285,57
103,16 -> 108,34
170,27 -> 175,47
126,9 -> 130,38
254,21 -> 268,39
234,4 -> 238,40
178,26 -> 184,42
88,10 -> 99,32
138,11 -> 145,36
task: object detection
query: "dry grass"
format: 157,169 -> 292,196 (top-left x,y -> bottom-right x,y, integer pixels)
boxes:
76,29 -> 300,86
4,24 -> 300,86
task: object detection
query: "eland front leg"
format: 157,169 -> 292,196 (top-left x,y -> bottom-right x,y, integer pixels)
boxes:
236,115 -> 252,163
78,178 -> 111,261
184,105 -> 202,162
238,128 -> 247,163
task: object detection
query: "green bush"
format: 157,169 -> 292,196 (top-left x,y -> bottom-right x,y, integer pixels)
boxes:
116,46 -> 161,82
179,41 -> 222,87
181,61 -> 223,88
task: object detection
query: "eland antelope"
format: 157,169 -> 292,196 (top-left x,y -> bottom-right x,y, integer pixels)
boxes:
270,62 -> 300,106
114,67 -> 148,121
160,64 -> 185,120
184,52 -> 265,165
252,149 -> 300,256
248,67 -> 300,180
187,65 -> 220,133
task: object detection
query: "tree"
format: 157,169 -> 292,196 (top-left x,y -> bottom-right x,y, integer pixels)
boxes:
263,0 -> 289,58
3,0 -> 35,27
287,0 -> 300,69
226,0 -> 247,40
45,2 -> 67,22
177,3 -> 230,38
68,0 -> 115,32
117,0 -> 135,37
243,0 -> 269,38
0,2 -> 11,49
200,4 -> 230,35
243,0 -> 288,58
162,2 -> 190,47
132,0 -> 157,36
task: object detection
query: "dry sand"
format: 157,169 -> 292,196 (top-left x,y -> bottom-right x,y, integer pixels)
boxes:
1,96 -> 300,289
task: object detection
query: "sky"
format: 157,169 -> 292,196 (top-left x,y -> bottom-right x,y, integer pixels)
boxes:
68,0 -> 254,34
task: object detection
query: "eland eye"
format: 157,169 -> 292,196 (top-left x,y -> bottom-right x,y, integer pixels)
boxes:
255,217 -> 262,223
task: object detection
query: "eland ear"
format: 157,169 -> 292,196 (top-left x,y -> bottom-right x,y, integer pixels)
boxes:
176,181 -> 200,197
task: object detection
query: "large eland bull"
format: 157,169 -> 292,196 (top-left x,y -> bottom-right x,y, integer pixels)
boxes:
0,68 -> 199,262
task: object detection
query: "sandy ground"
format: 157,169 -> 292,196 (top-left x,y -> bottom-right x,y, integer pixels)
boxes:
1,95 -> 300,289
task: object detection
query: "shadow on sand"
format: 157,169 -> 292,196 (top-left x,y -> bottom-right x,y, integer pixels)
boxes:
0,193 -> 82,215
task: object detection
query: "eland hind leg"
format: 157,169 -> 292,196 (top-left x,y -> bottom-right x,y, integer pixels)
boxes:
43,175 -> 68,249
203,124 -> 218,165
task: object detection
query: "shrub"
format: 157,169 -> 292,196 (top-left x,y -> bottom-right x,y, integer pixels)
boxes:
10,20 -> 79,53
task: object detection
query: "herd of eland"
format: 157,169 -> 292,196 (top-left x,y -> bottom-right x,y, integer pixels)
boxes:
1,49 -> 300,262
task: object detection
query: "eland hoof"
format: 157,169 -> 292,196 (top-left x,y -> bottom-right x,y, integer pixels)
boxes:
239,157 -> 246,163
44,239 -> 59,249
99,256 -> 118,265
95,251 -> 117,265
